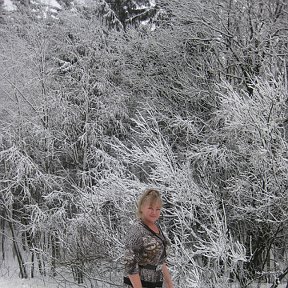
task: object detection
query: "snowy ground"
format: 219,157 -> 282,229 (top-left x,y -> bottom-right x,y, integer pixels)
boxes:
0,258 -> 287,288
0,276 -> 58,288
0,276 -> 287,288
0,264 -> 82,288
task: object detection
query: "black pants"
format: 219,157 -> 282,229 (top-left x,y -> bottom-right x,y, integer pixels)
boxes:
124,277 -> 163,288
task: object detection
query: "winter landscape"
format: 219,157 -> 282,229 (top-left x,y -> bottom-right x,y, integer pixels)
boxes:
0,0 -> 288,287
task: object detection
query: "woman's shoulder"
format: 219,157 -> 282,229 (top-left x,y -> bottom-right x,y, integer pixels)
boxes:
128,219 -> 145,231
125,219 -> 146,245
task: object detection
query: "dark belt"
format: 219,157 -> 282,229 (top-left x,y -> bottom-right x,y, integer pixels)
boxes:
124,277 -> 163,288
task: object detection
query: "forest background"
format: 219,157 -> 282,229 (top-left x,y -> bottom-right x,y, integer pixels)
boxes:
0,0 -> 288,287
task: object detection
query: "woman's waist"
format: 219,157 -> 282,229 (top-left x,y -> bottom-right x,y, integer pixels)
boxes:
139,263 -> 163,271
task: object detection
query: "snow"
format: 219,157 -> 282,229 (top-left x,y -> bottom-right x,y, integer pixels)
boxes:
133,0 -> 156,10
74,0 -> 89,4
150,0 -> 156,7
2,0 -> 90,13
0,277 -> 287,288
36,0 -> 62,9
0,277 -> 54,288
0,257 -> 76,288
0,274 -> 83,288
3,0 -> 17,11
2,0 -> 62,13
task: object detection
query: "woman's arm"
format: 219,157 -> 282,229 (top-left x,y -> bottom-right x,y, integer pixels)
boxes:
128,273 -> 143,288
124,222 -> 144,287
162,263 -> 174,288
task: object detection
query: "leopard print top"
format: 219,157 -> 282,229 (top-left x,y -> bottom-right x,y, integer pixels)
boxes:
123,219 -> 169,287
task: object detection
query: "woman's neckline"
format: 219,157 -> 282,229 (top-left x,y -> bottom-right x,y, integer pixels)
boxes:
140,220 -> 160,234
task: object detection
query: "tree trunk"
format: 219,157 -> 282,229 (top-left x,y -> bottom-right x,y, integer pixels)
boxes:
1,213 -> 5,260
9,221 -> 28,279
51,234 -> 60,277
31,250 -> 34,278
269,266 -> 288,288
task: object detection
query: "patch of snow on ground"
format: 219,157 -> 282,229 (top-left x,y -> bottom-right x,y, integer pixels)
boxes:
0,276 -> 59,288
0,276 -> 287,288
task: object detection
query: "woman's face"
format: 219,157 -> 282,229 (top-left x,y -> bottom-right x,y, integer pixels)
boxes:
140,201 -> 161,224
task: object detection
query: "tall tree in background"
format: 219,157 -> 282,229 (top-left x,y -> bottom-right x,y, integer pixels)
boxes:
100,0 -> 161,30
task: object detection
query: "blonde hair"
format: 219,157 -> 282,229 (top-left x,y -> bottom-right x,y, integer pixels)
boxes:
136,189 -> 163,219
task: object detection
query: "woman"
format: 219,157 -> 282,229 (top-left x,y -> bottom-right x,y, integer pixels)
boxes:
123,189 -> 174,288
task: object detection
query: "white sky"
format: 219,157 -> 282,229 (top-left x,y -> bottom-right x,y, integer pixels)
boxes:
2,0 -> 155,13
34,0 -> 62,9
3,0 -> 17,11
2,0 -> 91,12
3,0 -> 63,11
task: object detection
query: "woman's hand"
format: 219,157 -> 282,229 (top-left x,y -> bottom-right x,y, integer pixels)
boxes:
128,273 -> 143,288
162,263 -> 174,288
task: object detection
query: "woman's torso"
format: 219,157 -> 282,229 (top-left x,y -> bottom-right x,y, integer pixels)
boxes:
123,220 -> 169,287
